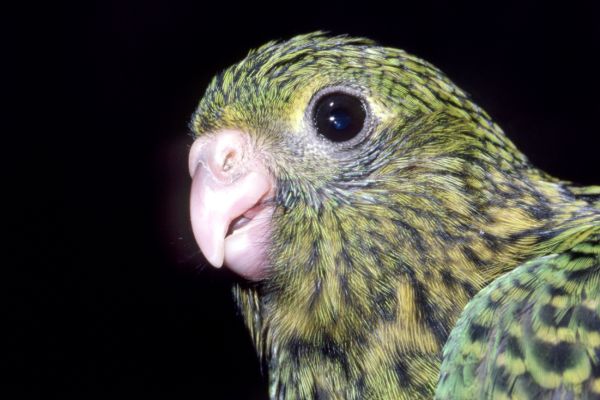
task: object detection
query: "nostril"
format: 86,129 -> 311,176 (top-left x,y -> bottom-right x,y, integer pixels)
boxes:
210,139 -> 245,182
189,130 -> 249,179
222,149 -> 237,172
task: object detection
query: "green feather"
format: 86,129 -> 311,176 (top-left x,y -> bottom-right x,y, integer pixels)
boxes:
191,33 -> 600,399
436,226 -> 600,399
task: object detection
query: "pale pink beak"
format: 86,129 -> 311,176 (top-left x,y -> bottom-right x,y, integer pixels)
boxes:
189,130 -> 274,280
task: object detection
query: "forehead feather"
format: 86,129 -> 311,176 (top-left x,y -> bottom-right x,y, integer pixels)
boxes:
190,32 -> 470,136
191,34 -> 388,132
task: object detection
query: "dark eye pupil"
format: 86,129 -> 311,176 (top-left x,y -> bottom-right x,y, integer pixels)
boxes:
314,93 -> 366,142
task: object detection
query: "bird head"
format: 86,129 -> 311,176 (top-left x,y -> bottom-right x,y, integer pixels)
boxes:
188,33 -> 534,344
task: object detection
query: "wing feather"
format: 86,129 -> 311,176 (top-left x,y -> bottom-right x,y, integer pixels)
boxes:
436,226 -> 600,399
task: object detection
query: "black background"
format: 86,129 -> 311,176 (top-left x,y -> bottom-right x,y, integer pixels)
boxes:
9,1 -> 599,398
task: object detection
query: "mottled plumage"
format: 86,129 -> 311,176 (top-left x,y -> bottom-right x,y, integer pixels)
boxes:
190,33 -> 600,399
437,225 -> 600,399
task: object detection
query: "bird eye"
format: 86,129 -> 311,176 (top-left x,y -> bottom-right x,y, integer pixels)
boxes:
313,92 -> 367,142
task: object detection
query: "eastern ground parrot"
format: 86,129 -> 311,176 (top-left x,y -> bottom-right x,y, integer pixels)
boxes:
187,33 -> 600,399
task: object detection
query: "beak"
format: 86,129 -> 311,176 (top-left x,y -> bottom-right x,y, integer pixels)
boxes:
189,130 -> 274,280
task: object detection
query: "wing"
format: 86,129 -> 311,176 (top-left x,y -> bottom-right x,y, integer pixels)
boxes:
436,225 -> 600,400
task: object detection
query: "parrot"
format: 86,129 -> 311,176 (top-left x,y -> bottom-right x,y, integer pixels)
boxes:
187,33 -> 600,399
